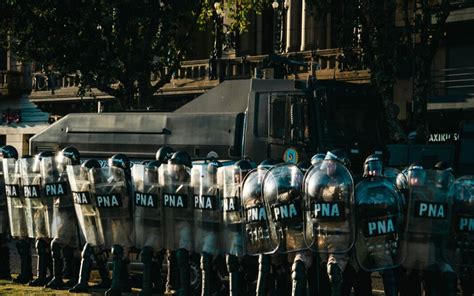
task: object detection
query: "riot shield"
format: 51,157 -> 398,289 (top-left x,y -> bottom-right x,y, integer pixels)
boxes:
132,164 -> 163,250
88,167 -> 133,248
403,169 -> 453,270
304,159 -> 355,254
192,163 -> 221,256
445,176 -> 474,268
241,168 -> 273,255
355,177 -> 406,271
67,165 -> 104,246
219,165 -> 245,256
40,156 -> 78,246
383,168 -> 401,185
0,159 -> 8,234
20,157 -> 52,239
3,158 -> 28,238
262,163 -> 306,253
159,163 -> 193,251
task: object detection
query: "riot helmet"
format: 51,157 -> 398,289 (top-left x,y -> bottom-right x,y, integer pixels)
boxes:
156,146 -> 175,163
0,145 -> 18,160
407,163 -> 426,187
297,160 -> 311,173
56,146 -> 81,167
363,154 -> 383,177
169,151 -> 192,169
257,159 -> 278,181
434,161 -> 454,174
33,151 -> 54,173
396,168 -> 409,190
108,153 -> 131,170
81,159 -> 101,170
325,149 -> 351,168
433,161 -> 455,189
145,160 -> 161,183
207,159 -> 222,185
234,159 -> 253,184
310,153 -> 326,165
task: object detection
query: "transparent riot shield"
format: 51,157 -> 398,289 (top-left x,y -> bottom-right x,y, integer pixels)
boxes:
445,176 -> 474,268
67,165 -> 104,246
219,165 -> 245,256
3,158 -> 28,238
241,168 -> 273,255
262,164 -> 306,254
403,169 -> 453,270
41,156 -> 78,246
0,159 -> 8,234
159,163 -> 193,251
132,164 -> 163,250
192,163 -> 221,256
383,168 -> 401,185
88,166 -> 133,248
304,159 -> 355,254
20,157 -> 52,239
355,178 -> 406,271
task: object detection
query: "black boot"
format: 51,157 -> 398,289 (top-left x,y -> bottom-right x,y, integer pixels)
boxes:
105,244 -> 124,296
62,246 -> 78,286
140,246 -> 153,296
91,252 -> 111,289
69,243 -> 94,293
227,254 -> 240,296
176,248 -> 190,296
442,271 -> 458,296
152,249 -> 165,294
13,239 -> 33,284
201,252 -> 214,296
328,263 -> 343,296
45,240 -> 64,289
0,234 -> 11,280
166,250 -> 179,293
29,238 -> 50,286
257,254 -> 271,296
382,268 -> 398,296
274,259 -> 291,296
291,259 -> 306,296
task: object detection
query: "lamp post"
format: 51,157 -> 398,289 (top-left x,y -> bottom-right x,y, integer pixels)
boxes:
209,2 -> 225,80
272,0 -> 289,54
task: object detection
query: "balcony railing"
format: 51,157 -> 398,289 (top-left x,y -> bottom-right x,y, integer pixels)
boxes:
0,70 -> 30,96
30,48 -> 371,99
431,67 -> 474,98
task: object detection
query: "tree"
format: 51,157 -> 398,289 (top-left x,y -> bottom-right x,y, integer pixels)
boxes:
0,0 -> 199,110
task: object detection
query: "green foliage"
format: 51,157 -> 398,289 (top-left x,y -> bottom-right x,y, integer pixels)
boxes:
0,0 -> 199,110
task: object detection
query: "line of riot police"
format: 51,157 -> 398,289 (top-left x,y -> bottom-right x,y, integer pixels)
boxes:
0,145 -> 472,296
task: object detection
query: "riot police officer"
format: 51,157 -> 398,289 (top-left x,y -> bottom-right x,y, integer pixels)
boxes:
21,151 -> 54,286
354,154 -> 405,296
104,153 -> 134,296
160,150 -> 193,296
0,145 -> 30,282
156,146 -> 175,164
69,159 -> 111,293
220,159 -> 253,296
44,147 -> 82,289
132,160 -> 165,295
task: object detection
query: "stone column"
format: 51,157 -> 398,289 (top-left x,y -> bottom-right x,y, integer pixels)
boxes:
285,0 -> 302,53
301,1 -> 317,51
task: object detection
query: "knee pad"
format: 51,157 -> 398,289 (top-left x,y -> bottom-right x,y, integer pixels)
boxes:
36,239 -> 48,255
111,245 -> 123,258
81,243 -> 95,259
141,246 -> 153,263
51,240 -> 62,259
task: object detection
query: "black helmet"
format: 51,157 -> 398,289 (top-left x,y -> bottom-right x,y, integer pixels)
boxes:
58,146 -> 80,165
33,151 -> 54,172
0,145 -> 18,160
325,149 -> 350,168
207,159 -> 222,173
156,146 -> 175,163
146,160 -> 162,170
310,153 -> 325,165
169,151 -> 192,168
363,154 -> 383,177
297,160 -> 311,172
408,162 -> 426,186
108,154 -> 131,170
258,159 -> 279,170
81,159 -> 101,170
434,161 -> 454,173
235,159 -> 253,172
